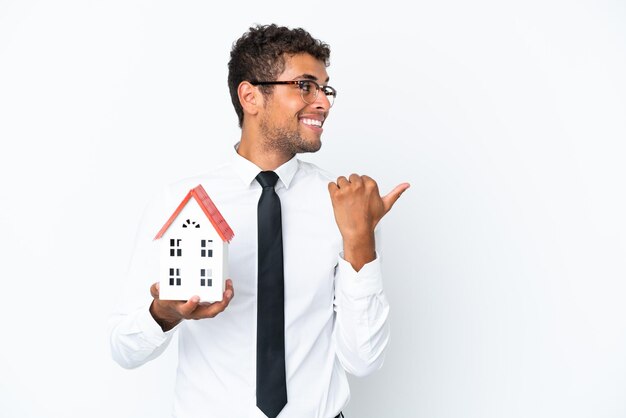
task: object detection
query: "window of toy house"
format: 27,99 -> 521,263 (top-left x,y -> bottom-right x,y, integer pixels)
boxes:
169,268 -> 181,286
200,269 -> 213,286
170,239 -> 182,256
201,239 -> 213,257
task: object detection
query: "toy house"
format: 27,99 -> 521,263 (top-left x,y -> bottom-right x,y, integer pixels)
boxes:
154,184 -> 234,302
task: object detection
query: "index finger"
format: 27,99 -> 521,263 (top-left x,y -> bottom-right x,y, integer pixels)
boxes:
150,282 -> 160,299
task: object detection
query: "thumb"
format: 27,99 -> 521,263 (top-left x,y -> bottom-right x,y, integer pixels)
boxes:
382,183 -> 410,213
181,296 -> 201,316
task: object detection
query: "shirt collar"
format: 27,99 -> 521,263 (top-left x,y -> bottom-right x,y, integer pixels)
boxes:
231,143 -> 299,189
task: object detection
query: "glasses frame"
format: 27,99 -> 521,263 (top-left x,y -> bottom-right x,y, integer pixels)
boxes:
249,80 -> 336,107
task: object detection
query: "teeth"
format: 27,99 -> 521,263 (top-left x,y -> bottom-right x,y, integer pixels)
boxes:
301,118 -> 322,127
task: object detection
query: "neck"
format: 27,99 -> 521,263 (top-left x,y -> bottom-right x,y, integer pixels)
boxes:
237,135 -> 294,171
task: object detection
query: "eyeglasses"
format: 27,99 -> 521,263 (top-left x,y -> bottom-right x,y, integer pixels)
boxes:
250,79 -> 336,107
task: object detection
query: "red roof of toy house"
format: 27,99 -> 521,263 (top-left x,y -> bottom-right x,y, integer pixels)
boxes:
154,184 -> 234,242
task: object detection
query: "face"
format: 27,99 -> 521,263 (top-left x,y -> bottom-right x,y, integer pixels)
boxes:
257,53 -> 332,155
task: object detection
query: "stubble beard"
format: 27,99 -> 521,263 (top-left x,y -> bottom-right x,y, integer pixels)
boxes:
259,117 -> 322,156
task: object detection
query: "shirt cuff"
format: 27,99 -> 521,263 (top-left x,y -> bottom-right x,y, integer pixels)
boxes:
336,252 -> 384,299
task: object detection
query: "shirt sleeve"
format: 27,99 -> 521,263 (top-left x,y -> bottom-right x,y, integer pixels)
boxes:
109,304 -> 178,369
333,239 -> 390,377
108,186 -> 179,369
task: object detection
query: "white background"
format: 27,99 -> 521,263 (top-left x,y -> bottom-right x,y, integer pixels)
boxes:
1,1 -> 625,417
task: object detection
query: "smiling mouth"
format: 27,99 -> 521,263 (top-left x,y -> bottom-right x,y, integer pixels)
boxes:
300,118 -> 323,127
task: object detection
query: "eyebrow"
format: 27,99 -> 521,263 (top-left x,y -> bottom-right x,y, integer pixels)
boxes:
293,73 -> 330,83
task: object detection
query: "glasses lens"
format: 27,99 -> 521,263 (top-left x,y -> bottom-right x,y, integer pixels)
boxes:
323,86 -> 336,107
298,81 -> 335,107
298,81 -> 317,104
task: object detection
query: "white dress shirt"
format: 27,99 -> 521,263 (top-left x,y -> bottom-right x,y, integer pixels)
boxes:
109,148 -> 390,418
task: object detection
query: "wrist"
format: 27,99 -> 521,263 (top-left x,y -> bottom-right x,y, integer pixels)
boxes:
149,300 -> 182,332
342,232 -> 376,272
342,231 -> 375,250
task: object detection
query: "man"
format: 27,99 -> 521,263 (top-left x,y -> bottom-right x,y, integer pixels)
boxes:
110,24 -> 409,418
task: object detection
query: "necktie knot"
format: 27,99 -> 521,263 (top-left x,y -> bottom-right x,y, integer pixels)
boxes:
256,171 -> 279,189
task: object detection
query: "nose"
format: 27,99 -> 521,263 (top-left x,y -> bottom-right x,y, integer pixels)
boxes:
313,90 -> 331,111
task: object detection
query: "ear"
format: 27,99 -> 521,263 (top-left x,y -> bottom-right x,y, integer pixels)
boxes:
238,81 -> 262,118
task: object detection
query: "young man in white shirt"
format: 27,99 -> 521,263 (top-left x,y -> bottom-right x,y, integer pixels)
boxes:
110,24 -> 409,418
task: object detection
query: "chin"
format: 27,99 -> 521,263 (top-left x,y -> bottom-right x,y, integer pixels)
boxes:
296,140 -> 322,154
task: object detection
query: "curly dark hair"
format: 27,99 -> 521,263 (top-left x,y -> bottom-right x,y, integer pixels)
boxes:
227,24 -> 331,127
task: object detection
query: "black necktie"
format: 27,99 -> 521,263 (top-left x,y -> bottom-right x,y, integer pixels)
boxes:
256,171 -> 287,418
